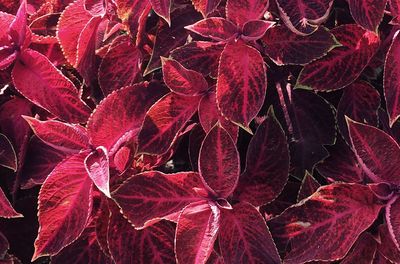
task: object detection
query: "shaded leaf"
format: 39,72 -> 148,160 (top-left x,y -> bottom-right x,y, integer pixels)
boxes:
149,0 -> 171,25
226,0 -> 269,27
0,133 -> 17,171
0,188 -> 22,218
297,171 -> 320,202
386,196 -> 400,250
377,224 -> 400,263
241,20 -> 274,41
348,0 -> 387,31
341,233 -> 378,264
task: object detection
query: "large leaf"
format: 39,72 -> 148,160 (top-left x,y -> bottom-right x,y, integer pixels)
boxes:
217,40 -> 266,128
112,171 -> 203,228
84,146 -> 110,198
191,0 -> 221,17
137,93 -> 201,155
175,201 -> 220,264
348,0 -> 387,31
88,82 -> 166,154
23,117 -> 89,153
12,49 -> 91,123
219,203 -> 281,264
32,152 -> 93,260
226,0 -> 269,27
296,24 -> 380,91
0,133 -> 17,171
0,188 -> 22,218
268,183 -> 383,263
185,18 -> 238,41
347,118 -> 400,185
199,124 -> 240,198
262,26 -> 338,65
234,108 -> 289,207
384,31 -> 400,127
275,0 -> 333,35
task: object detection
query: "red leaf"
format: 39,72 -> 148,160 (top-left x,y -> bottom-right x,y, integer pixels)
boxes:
32,152 -> 93,260
149,0 -> 171,25
112,171 -> 203,228
348,0 -> 387,31
346,118 -> 400,185
161,57 -> 208,96
269,183 -> 383,263
276,0 -> 333,35
217,40 -> 266,128
390,0 -> 400,25
185,17 -> 238,41
23,116 -> 89,153
98,37 -> 142,96
199,124 -> 239,198
12,49 -> 91,123
0,133 -> 17,171
8,0 -> 28,47
114,0 -> 148,22
296,24 -> 380,91
107,202 -> 176,263
85,146 -> 110,198
297,171 -> 320,201
386,196 -> 400,250
0,11 -> 14,45
341,233 -> 378,264
137,93 -> 201,155
378,224 -> 400,263
0,187 -> 22,218
226,0 -> 269,27
175,201 -> 220,264
219,203 -> 281,264
384,31 -> 400,126
191,0 -> 221,17
262,25 -> 338,65
241,20 -> 274,41
88,82 -> 166,154
0,48 -> 17,70
171,41 -> 224,77
234,108 -> 289,206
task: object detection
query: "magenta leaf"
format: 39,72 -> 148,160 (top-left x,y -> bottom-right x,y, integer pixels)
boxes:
149,0 -> 171,25
8,0 -> 28,47
346,118 -> 400,185
269,183 -> 383,263
297,171 -> 320,201
162,57 -> 208,96
137,93 -> 201,155
112,171 -> 203,228
23,116 -> 89,153
348,0 -> 387,31
84,146 -> 110,198
199,124 -> 240,198
0,12 -> 14,45
0,187 -> 22,218
384,31 -> 400,126
219,203 -> 281,264
88,82 -> 166,154
378,224 -> 400,263
32,152 -> 93,260
0,133 -> 17,171
234,108 -> 289,206
241,20 -> 274,41
185,18 -> 238,41
386,196 -> 400,250
390,0 -> 400,25
341,233 -> 378,264
226,0 -> 269,27
191,0 -> 221,17
276,0 -> 333,35
12,49 -> 91,123
217,40 -> 266,128
296,24 -> 380,91
0,48 -> 17,70
262,25 -> 338,65
98,37 -> 142,96
175,201 -> 220,264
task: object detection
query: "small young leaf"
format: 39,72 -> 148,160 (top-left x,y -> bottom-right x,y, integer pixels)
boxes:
84,146 -> 110,198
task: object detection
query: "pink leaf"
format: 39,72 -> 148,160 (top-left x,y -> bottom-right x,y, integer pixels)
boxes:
346,118 -> 400,185
185,17 -> 238,41
241,20 -> 274,41
348,0 -> 387,31
88,82 -> 166,154
0,187 -> 22,218
149,0 -> 171,25
161,57 -> 209,96
137,93 -> 201,155
341,233 -> 378,264
84,146 -> 110,198
384,31 -> 400,126
12,49 -> 91,123
234,108 -> 289,206
32,152 -> 93,260
386,196 -> 400,250
296,24 -> 380,91
23,116 -> 89,153
276,0 -> 333,35
226,0 -> 269,27
0,11 -> 14,45
199,124 -> 240,198
297,171 -> 320,201
269,183 -> 383,263
0,48 -> 17,70
8,0 -> 28,47
0,133 -> 17,171
262,25 -> 339,65
175,201 -> 220,264
219,203 -> 281,264
112,171 -> 203,228
191,0 -> 221,17
217,40 -> 266,128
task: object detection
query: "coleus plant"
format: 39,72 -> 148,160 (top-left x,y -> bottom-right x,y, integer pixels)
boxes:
0,0 -> 400,263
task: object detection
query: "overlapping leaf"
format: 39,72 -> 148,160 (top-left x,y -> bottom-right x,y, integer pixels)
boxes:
0,133 -> 17,171
348,0 -> 386,31
191,0 -> 221,17
226,0 -> 268,27
0,188 -> 22,218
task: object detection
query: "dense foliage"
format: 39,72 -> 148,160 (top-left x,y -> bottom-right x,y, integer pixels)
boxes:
0,0 -> 399,263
